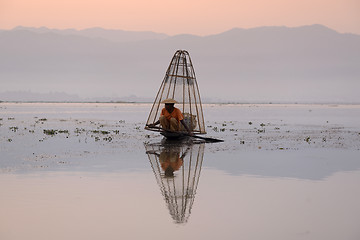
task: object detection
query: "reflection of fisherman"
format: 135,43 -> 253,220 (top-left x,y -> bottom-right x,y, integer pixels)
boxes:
147,147 -> 190,177
160,150 -> 183,177
147,99 -> 192,135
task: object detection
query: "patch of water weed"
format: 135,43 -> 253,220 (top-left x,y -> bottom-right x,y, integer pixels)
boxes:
75,128 -> 86,134
7,138 -> 12,142
43,129 -> 57,135
103,136 -> 112,142
8,117 -> 15,120
257,129 -> 265,133
305,136 -> 311,143
9,126 -> 18,132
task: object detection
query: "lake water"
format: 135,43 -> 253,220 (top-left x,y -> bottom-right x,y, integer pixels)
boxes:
1,103 -> 360,240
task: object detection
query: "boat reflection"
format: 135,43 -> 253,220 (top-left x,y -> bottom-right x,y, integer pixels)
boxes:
145,141 -> 205,224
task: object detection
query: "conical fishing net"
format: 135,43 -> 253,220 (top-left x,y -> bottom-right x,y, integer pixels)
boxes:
145,50 -> 206,134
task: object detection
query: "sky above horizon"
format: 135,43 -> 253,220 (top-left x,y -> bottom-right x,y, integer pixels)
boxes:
0,0 -> 359,35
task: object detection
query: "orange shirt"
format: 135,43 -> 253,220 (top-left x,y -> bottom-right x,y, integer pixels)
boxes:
161,107 -> 184,122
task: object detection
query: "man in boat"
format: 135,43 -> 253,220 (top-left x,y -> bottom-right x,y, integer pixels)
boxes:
147,98 -> 192,135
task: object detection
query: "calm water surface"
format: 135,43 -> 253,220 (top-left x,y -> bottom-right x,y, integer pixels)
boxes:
1,103 -> 360,240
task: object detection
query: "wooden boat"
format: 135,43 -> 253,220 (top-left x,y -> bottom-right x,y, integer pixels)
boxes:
160,130 -> 187,140
145,50 -> 206,140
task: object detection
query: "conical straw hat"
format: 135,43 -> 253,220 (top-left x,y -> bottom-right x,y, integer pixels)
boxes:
161,98 -> 178,104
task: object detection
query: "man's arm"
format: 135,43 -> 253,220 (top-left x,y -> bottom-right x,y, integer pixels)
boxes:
147,120 -> 160,128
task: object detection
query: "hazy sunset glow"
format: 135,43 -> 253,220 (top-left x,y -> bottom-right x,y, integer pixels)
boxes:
1,0 -> 359,35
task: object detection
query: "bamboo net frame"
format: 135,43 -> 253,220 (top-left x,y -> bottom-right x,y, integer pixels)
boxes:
145,50 -> 206,134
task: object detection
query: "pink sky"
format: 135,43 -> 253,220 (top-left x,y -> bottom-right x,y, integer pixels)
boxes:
0,0 -> 359,35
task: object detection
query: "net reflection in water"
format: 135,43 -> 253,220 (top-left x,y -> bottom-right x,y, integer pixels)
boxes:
145,142 -> 205,224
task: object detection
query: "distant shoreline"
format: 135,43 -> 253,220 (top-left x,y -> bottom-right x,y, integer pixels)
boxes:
1,101 -> 360,105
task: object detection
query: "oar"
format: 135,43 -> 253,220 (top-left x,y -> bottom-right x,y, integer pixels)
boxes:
146,125 -> 224,143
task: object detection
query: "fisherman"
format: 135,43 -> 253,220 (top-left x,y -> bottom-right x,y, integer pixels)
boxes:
147,98 -> 192,135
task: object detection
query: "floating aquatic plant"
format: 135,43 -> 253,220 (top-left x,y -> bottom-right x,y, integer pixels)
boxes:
9,127 -> 18,132
43,129 -> 57,135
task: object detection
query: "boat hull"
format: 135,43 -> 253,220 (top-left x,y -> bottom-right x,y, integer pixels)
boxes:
160,131 -> 188,140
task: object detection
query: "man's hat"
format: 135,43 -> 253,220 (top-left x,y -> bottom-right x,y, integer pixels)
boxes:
161,98 -> 178,104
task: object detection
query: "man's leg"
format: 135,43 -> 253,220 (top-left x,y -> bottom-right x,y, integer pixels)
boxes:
160,116 -> 170,130
169,118 -> 179,131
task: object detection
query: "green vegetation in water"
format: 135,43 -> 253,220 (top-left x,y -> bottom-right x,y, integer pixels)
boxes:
43,129 -> 69,135
75,128 -> 86,134
103,137 -> 112,142
43,129 -> 57,135
9,126 -> 18,132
